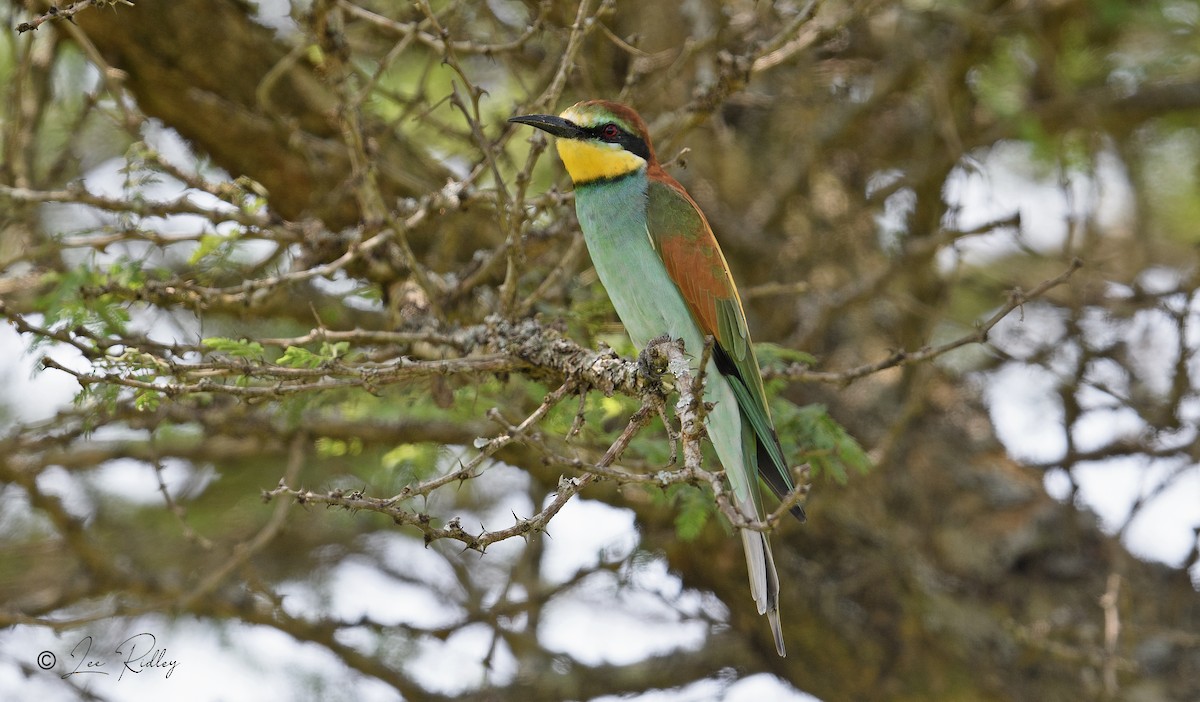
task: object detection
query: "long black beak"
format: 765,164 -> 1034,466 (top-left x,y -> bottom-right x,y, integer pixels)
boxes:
508,114 -> 582,139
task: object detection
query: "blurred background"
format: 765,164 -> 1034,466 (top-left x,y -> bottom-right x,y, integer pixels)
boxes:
0,0 -> 1197,700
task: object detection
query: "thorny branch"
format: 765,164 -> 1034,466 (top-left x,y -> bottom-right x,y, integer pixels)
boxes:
14,0 -> 134,34
5,255 -> 1073,548
767,258 -> 1084,384
262,336 -> 810,547
4,250 -> 1081,411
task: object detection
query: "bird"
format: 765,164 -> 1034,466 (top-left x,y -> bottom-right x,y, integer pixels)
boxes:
509,100 -> 804,657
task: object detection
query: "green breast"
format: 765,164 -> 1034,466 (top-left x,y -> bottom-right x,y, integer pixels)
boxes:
573,173 -> 702,352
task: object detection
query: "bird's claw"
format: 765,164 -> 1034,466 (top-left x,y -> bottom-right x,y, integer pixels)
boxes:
637,335 -> 676,387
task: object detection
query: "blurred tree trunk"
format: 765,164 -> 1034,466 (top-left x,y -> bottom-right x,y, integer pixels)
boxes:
74,0 -> 450,225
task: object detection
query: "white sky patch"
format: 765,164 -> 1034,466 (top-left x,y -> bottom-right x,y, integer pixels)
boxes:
424,459 -> 538,556
1066,457 -> 1199,572
310,271 -> 385,313
537,499 -> 711,665
43,121 -> 273,278
1070,458 -> 1147,532
84,458 -> 203,506
540,590 -> 708,667
250,0 -> 300,34
406,623 -> 518,694
986,300 -> 1069,361
309,272 -> 360,298
984,364 -> 1068,463
1043,468 -> 1074,501
725,674 -> 821,702
540,497 -> 639,583
34,466 -> 97,523
280,556 -> 461,630
866,169 -> 913,253
1127,306 -> 1182,396
939,142 -> 1134,267
1123,461 -> 1200,569
987,323 -> 1200,576
271,532 -> 525,695
362,532 -> 464,594
487,0 -> 531,27
1069,405 -> 1146,453
0,325 -> 86,427
590,672 -> 820,702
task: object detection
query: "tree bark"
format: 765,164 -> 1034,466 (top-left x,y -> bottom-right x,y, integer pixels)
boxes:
73,0 -> 450,225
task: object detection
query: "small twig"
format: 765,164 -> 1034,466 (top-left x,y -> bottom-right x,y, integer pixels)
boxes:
750,0 -> 821,73
0,183 -> 269,227
769,258 -> 1083,384
1099,572 -> 1122,697
336,0 -> 550,55
178,432 -> 306,608
152,455 -> 213,550
15,0 -> 135,34
536,0 -> 600,111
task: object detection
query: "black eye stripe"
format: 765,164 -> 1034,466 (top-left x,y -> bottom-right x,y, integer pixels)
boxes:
585,123 -> 650,161
584,123 -> 623,142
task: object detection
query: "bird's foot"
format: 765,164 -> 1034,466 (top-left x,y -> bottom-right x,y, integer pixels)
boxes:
637,335 -> 681,393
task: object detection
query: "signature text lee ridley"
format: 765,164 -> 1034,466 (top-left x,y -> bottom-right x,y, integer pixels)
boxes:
40,632 -> 180,681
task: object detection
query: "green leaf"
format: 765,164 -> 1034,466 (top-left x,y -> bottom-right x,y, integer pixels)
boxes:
278,345 -> 322,368
382,444 -> 426,470
320,341 -> 350,360
755,342 -> 818,368
188,233 -> 228,265
275,341 -> 350,368
202,337 -> 265,359
776,403 -> 872,485
378,443 -> 441,485
33,258 -> 143,340
667,484 -> 713,541
134,388 -> 161,412
315,437 -> 363,457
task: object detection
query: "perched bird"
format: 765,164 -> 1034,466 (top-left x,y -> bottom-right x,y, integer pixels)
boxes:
510,101 -> 804,656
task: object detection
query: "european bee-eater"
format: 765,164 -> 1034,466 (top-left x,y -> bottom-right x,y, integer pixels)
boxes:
510,101 -> 803,657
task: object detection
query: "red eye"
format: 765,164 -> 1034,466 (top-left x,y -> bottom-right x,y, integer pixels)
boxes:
601,124 -> 621,139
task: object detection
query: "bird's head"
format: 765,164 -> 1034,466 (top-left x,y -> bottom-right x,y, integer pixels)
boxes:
509,100 -> 657,185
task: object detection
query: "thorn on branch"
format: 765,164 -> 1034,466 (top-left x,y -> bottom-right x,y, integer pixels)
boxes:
567,386 -> 589,439
15,0 -> 134,34
766,257 -> 1084,385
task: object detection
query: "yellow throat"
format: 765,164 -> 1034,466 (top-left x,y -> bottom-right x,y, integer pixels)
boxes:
555,139 -> 646,184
